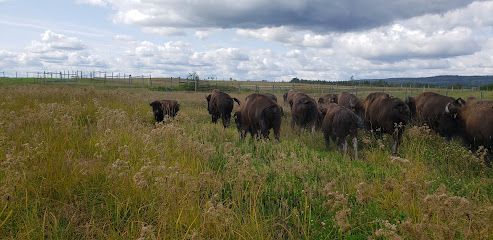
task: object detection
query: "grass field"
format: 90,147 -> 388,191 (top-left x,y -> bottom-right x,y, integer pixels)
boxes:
0,82 -> 492,239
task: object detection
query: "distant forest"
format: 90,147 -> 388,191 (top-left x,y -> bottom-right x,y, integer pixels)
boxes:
289,75 -> 493,90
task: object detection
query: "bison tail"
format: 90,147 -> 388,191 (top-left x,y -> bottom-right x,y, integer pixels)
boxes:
233,98 -> 241,106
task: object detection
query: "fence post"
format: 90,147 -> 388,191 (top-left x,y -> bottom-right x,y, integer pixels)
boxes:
238,83 -> 241,93
149,75 -> 152,87
480,91 -> 483,99
195,79 -> 197,92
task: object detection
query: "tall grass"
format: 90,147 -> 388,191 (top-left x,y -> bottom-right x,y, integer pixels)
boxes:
0,85 -> 492,239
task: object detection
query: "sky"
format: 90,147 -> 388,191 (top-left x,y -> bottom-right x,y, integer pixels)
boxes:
1,0 -> 493,81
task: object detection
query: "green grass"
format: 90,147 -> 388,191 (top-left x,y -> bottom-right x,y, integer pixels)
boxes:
0,84 -> 492,239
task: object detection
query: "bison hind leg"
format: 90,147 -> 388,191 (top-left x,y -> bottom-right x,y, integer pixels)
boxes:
352,136 -> 358,160
324,133 -> 331,150
337,137 -> 348,156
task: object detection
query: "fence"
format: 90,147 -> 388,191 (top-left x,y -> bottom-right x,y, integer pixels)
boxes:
1,70 -> 490,99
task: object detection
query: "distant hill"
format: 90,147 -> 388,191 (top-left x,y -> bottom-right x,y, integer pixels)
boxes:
361,75 -> 493,86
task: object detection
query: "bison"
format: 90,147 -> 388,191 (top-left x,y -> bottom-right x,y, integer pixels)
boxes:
439,98 -> 493,165
206,89 -> 241,128
149,99 -> 180,122
289,92 -> 320,135
318,93 -> 338,105
234,93 -> 282,142
285,89 -> 298,108
337,91 -> 363,118
363,92 -> 410,156
415,92 -> 462,135
322,103 -> 364,159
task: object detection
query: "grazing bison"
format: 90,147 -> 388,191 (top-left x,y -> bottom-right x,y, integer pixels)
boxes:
206,89 -> 241,128
439,98 -> 493,165
363,92 -> 410,155
415,92 -> 462,135
290,92 -> 320,135
318,93 -> 338,105
322,103 -> 364,159
234,94 -> 282,142
337,91 -> 363,118
283,92 -> 288,103
149,100 -> 180,122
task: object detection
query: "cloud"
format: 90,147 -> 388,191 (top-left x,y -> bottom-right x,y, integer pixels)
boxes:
76,0 -> 107,7
1,30 -> 109,71
337,25 -> 482,62
237,27 -> 332,48
34,30 -> 87,51
97,0 -> 480,33
194,29 -> 223,40
141,27 -> 187,36
114,34 -> 135,42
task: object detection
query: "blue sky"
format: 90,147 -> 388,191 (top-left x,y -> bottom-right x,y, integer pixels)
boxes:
1,0 -> 493,81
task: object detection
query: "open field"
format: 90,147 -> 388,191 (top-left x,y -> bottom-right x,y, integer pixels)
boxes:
0,83 -> 493,239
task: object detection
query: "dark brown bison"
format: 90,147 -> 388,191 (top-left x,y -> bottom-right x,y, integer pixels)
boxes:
415,92 -> 462,136
149,100 -> 180,122
234,93 -> 282,142
363,92 -> 410,155
289,92 -> 320,135
206,89 -> 241,128
318,93 -> 338,105
322,103 -> 364,159
439,98 -> 493,165
337,91 -> 363,118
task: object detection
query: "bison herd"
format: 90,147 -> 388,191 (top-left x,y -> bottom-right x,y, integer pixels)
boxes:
150,89 -> 493,165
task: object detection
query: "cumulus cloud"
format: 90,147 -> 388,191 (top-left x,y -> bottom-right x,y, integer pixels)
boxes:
337,25 -> 482,62
1,30 -> 109,71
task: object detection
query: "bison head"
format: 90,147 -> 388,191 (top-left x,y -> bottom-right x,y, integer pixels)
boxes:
206,94 -> 212,113
439,98 -> 465,141
349,98 -> 364,118
283,93 -> 288,102
392,102 -> 410,124
150,100 -> 164,122
405,96 -> 416,119
233,111 -> 242,131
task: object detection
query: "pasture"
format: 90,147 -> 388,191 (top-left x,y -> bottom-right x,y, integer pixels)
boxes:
0,83 -> 492,239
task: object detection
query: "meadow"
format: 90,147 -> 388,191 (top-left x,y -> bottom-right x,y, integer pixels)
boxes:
0,82 -> 492,239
